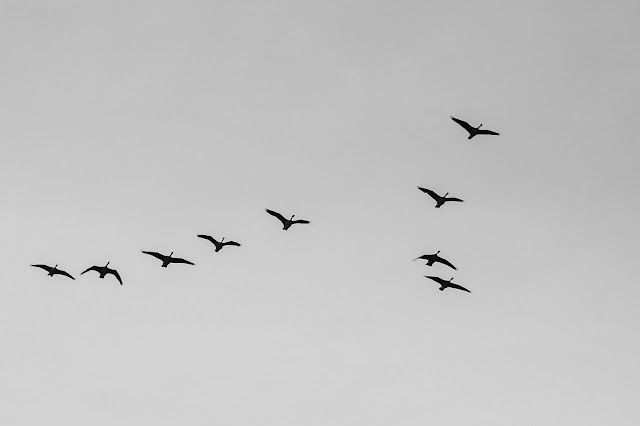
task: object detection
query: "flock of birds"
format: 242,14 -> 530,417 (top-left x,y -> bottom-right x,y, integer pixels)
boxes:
31,116 -> 499,294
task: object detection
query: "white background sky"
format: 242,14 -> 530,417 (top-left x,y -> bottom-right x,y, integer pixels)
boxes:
1,1 -> 639,425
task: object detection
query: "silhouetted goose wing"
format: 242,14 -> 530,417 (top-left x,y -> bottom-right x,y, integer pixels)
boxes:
434,257 -> 457,270
222,240 -> 241,247
108,269 -> 123,285
450,116 -> 474,133
417,187 -> 441,201
413,255 -> 430,262
448,283 -> 471,293
81,265 -> 100,275
31,264 -> 54,274
424,276 -> 447,286
171,257 -> 195,265
197,234 -> 219,245
444,197 -> 463,203
476,128 -> 499,136
291,219 -> 310,225
265,209 -> 288,225
141,250 -> 166,261
56,269 -> 75,280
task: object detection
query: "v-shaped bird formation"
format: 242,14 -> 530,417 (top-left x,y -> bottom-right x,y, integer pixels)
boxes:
31,115 -> 499,294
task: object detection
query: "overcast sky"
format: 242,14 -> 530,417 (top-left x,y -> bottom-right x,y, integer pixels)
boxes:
1,0 -> 639,425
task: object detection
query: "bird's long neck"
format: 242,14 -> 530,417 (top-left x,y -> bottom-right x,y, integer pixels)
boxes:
105,262 -> 110,267
169,252 -> 173,257
290,215 -> 295,221
449,278 -> 453,282
436,251 -> 440,255
477,124 -> 483,129
54,264 -> 58,269
444,193 -> 449,198
221,237 -> 225,243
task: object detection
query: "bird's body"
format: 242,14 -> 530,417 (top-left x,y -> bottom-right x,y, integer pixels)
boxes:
197,235 -> 241,252
31,264 -> 75,280
424,276 -> 470,293
81,262 -> 123,285
450,116 -> 499,139
265,209 -> 310,230
141,251 -> 195,267
414,251 -> 457,270
417,187 -> 463,208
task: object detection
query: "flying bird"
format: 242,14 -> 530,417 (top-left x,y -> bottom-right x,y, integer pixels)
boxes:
81,262 -> 123,285
450,116 -> 500,139
417,187 -> 463,208
413,251 -> 457,270
31,264 -> 75,280
265,209 -> 310,230
141,251 -> 195,267
197,235 -> 241,252
424,276 -> 471,293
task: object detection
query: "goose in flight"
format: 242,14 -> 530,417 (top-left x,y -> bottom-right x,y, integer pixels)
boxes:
265,209 -> 310,230
417,187 -> 463,208
424,276 -> 470,293
81,262 -> 123,285
141,251 -> 195,267
450,116 -> 499,139
413,251 -> 457,270
197,234 -> 241,252
31,264 -> 75,280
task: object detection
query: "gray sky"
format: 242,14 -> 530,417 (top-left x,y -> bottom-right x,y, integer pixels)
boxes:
1,0 -> 639,424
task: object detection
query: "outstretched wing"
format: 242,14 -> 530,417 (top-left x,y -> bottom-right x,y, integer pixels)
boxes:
291,219 -> 310,225
448,283 -> 471,293
424,275 -> 446,286
417,186 -> 440,201
477,128 -> 499,136
444,197 -> 464,203
434,257 -> 457,270
171,257 -> 195,265
31,264 -> 53,273
141,250 -> 166,261
266,209 -> 287,225
109,269 -> 123,285
57,269 -> 75,280
222,240 -> 241,247
413,255 -> 430,262
81,265 -> 99,275
450,116 -> 475,133
197,234 -> 219,245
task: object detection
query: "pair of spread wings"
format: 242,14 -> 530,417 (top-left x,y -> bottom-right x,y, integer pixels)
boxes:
417,187 -> 463,203
31,264 -> 75,280
197,235 -> 241,248
141,251 -> 195,265
81,266 -> 123,285
265,209 -> 310,226
414,254 -> 457,270
450,116 -> 500,136
425,276 -> 471,293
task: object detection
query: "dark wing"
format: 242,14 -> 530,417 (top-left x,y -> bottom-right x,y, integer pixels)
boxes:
222,240 -> 241,247
141,250 -> 166,261
448,283 -> 471,293
81,265 -> 99,275
31,264 -> 53,273
417,186 -> 440,201
56,269 -> 75,280
413,255 -> 430,262
424,275 -> 446,286
266,209 -> 287,225
171,257 -> 195,265
291,219 -> 310,225
476,128 -> 499,136
450,116 -> 475,133
108,269 -> 123,285
197,234 -> 218,245
444,197 -> 464,203
434,257 -> 457,270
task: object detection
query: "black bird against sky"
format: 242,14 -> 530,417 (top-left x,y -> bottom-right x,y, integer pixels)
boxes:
31,264 -> 75,280
424,276 -> 471,293
417,187 -> 464,208
141,251 -> 195,267
414,251 -> 457,270
450,116 -> 500,139
81,262 -> 123,285
265,209 -> 310,230
197,235 -> 241,252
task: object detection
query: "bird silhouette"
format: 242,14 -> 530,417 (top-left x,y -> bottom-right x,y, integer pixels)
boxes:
417,187 -> 463,208
450,116 -> 500,139
265,209 -> 310,230
81,262 -> 123,285
424,276 -> 470,293
31,264 -> 75,280
197,235 -> 241,252
413,251 -> 457,270
141,251 -> 195,267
